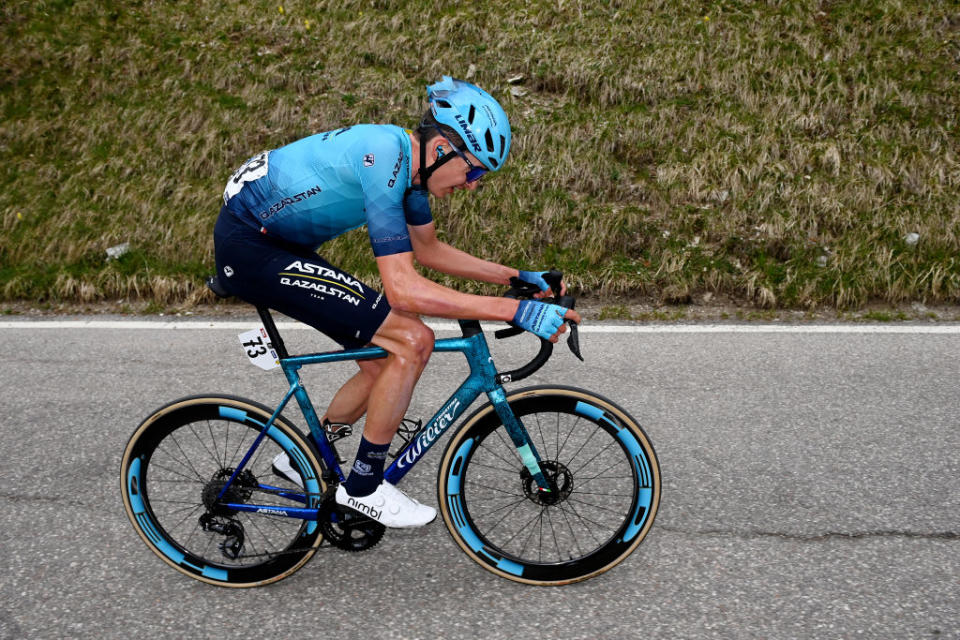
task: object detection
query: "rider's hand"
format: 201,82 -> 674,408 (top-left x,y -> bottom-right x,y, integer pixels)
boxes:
513,300 -> 579,342
518,270 -> 567,299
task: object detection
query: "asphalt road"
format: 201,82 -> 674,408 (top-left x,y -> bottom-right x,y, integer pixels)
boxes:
1,318 -> 958,639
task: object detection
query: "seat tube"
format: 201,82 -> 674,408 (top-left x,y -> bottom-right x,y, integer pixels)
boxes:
486,387 -> 553,492
281,362 -> 343,476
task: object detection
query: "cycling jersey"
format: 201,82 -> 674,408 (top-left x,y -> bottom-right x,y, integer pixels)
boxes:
223,124 -> 433,257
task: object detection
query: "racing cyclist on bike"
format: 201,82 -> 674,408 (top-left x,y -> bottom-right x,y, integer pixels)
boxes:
214,76 -> 580,528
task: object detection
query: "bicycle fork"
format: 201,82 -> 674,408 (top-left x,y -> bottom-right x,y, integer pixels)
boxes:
487,388 -> 559,498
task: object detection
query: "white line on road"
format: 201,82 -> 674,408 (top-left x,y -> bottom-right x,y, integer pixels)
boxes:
2,320 -> 960,334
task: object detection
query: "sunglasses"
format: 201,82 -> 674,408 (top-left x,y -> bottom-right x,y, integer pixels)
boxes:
432,126 -> 488,183
444,139 -> 488,183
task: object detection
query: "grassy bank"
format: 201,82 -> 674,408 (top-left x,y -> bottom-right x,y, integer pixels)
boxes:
2,0 -> 958,309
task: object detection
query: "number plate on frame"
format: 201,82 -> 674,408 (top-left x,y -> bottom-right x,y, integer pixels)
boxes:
238,327 -> 280,370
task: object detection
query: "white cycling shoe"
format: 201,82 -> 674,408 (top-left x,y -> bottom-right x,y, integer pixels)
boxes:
272,452 -> 303,488
335,482 -> 437,528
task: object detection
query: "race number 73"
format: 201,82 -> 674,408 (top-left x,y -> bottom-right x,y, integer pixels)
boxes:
223,152 -> 268,204
237,327 -> 279,370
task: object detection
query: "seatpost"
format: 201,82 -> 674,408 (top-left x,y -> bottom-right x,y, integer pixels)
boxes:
255,306 -> 289,360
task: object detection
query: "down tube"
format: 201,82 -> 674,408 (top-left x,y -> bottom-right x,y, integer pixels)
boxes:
383,382 -> 482,486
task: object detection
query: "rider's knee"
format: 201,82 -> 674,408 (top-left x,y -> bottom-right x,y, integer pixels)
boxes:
403,320 -> 435,366
383,315 -> 434,367
358,358 -> 384,382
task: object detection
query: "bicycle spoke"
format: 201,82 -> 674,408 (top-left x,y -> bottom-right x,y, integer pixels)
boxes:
148,460 -> 205,484
556,500 -> 610,545
465,459 -> 521,475
557,502 -> 586,558
555,413 -> 581,460
154,440 -> 205,484
545,507 -> 562,561
166,503 -> 206,538
507,507 -> 548,553
205,420 -> 223,468
186,421 -> 221,470
227,429 -> 252,471
469,494 -> 528,522
561,421 -> 604,472
567,438 -> 620,478
487,429 -> 524,468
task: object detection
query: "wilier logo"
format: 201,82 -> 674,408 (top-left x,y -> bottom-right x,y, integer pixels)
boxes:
363,154 -> 375,167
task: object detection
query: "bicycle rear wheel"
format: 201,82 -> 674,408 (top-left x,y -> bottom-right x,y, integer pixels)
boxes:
438,386 -> 660,585
120,395 -> 326,587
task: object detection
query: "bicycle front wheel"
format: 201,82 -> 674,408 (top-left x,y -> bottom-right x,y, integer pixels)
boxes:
438,386 -> 660,585
120,395 -> 326,587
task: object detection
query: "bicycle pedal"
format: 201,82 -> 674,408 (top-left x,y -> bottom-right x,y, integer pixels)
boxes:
323,420 -> 353,442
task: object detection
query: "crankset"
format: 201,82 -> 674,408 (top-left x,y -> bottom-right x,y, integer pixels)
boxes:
317,487 -> 386,552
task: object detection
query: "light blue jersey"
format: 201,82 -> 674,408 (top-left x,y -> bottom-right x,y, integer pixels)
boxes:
223,124 -> 433,257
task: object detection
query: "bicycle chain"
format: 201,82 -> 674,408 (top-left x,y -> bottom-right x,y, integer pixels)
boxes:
202,486 -> 384,558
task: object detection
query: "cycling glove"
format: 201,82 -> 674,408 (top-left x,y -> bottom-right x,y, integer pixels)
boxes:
513,300 -> 568,341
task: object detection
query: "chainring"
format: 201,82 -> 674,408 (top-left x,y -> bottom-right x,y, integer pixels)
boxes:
317,488 -> 386,552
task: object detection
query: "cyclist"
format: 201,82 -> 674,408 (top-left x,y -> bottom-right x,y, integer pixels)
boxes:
214,76 -> 580,528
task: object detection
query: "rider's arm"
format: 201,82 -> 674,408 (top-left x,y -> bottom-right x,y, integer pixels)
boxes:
376,251 -> 520,321
410,223 -> 567,297
408,222 -> 517,285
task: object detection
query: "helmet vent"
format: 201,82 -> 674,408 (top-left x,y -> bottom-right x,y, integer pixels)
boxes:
435,99 -> 452,109
484,130 -> 494,152
489,157 -> 499,168
499,136 -> 506,156
467,105 -> 476,124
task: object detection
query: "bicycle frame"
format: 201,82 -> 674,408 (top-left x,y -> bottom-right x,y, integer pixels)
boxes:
215,320 -> 556,519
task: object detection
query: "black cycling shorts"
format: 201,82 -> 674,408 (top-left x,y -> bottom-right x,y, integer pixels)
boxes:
214,207 -> 391,348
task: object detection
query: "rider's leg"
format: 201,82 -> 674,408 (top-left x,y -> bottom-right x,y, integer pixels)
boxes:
341,310 -> 433,496
360,310 -> 435,444
321,359 -> 383,426
336,310 -> 438,527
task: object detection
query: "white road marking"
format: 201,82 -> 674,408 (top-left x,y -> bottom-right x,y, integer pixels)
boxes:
2,320 -> 959,334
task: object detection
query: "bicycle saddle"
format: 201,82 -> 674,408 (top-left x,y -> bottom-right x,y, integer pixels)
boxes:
206,274 -> 231,299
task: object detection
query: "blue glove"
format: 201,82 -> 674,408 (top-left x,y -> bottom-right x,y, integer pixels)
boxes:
513,300 -> 569,341
518,270 -> 551,293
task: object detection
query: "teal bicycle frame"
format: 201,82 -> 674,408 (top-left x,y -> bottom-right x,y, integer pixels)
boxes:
215,318 -> 556,514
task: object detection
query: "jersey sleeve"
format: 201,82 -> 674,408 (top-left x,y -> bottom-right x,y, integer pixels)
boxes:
403,188 -> 433,227
357,135 -> 416,257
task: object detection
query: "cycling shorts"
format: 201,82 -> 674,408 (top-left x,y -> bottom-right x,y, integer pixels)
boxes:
214,207 -> 391,348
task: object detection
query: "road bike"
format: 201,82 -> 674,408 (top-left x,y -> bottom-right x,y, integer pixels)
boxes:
120,272 -> 660,587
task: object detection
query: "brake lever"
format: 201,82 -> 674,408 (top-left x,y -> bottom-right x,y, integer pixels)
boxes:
566,321 -> 583,361
501,270 -> 583,360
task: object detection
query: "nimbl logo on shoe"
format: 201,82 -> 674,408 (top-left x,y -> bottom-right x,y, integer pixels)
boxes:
346,496 -> 381,520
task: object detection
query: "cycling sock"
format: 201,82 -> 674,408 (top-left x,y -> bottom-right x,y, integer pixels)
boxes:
344,436 -> 390,497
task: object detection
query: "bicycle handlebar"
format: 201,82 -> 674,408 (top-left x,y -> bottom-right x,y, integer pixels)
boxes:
493,269 -> 583,385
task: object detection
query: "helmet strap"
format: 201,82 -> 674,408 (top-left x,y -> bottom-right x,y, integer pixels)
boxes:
416,133 -> 457,190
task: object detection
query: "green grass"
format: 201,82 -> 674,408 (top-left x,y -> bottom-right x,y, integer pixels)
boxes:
2,0 -> 959,309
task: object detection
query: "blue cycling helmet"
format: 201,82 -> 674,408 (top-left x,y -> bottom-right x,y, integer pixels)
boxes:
426,76 -> 511,171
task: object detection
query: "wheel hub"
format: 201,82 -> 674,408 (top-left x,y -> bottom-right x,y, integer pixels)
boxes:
201,468 -> 257,515
521,460 -> 573,506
